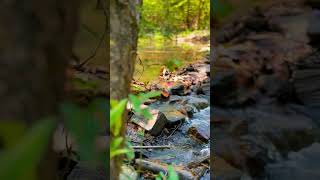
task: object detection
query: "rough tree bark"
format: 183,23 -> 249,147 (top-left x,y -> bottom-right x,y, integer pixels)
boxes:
0,0 -> 79,179
110,0 -> 138,179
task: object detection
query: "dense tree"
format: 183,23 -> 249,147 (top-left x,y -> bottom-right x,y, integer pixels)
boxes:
139,0 -> 210,36
0,0 -> 79,179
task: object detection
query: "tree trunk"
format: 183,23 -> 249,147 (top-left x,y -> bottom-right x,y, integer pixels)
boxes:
0,0 -> 79,179
110,0 -> 138,179
186,0 -> 191,29
197,0 -> 204,29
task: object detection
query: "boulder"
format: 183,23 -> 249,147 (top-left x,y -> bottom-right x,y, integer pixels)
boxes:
158,105 -> 186,125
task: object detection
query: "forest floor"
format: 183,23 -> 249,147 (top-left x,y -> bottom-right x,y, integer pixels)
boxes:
213,0 -> 320,179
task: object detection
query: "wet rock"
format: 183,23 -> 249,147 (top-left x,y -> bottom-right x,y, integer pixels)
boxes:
214,135 -> 280,177
256,74 -> 292,100
187,126 -> 209,143
187,96 -> 209,110
266,143 -> 320,180
307,10 -> 320,47
187,107 -> 210,142
211,70 -> 238,106
158,105 -> 186,125
293,52 -> 320,108
131,109 -> 167,136
186,65 -> 195,72
213,156 -> 243,180
120,165 -> 137,180
184,104 -> 197,118
169,83 -> 185,96
168,95 -> 187,104
247,108 -> 317,154
201,82 -> 210,96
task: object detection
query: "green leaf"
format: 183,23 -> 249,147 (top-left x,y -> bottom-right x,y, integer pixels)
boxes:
0,118 -> 56,180
0,121 -> 27,148
125,140 -> 135,160
129,94 -> 141,111
111,137 -> 123,150
61,102 -> 99,162
110,99 -> 127,136
168,165 -> 179,180
156,171 -> 166,180
110,149 -> 132,159
139,91 -> 161,101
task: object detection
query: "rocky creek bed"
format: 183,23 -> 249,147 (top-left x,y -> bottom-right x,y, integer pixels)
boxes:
124,58 -> 211,179
213,0 -> 320,179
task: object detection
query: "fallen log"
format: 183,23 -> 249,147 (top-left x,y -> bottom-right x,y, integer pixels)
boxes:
135,159 -> 196,180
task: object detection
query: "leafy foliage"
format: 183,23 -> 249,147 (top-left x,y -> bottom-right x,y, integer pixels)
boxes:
139,0 -> 210,37
165,59 -> 183,72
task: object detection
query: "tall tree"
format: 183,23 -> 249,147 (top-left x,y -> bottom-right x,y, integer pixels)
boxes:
0,0 -> 79,179
110,0 -> 139,178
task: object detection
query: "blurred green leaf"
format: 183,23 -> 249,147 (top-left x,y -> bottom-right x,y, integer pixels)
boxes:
110,99 -> 127,136
168,165 -> 179,180
61,102 -> 100,162
0,118 -> 56,180
0,121 -> 26,148
110,148 -> 132,159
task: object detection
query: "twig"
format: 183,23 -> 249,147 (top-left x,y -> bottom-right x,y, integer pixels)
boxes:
133,145 -> 172,149
165,120 -> 182,139
78,1 -> 108,68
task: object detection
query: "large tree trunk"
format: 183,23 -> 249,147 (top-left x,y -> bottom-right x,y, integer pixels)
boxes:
110,0 -> 138,179
0,0 -> 79,179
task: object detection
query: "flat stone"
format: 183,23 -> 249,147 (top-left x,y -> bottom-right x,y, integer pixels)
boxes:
131,109 -> 167,136
158,105 -> 186,125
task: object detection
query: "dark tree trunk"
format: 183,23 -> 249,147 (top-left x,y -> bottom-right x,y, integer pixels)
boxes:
0,0 -> 79,179
110,0 -> 138,179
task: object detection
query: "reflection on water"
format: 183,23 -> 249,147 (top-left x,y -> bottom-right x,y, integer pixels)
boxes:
134,38 -> 209,83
